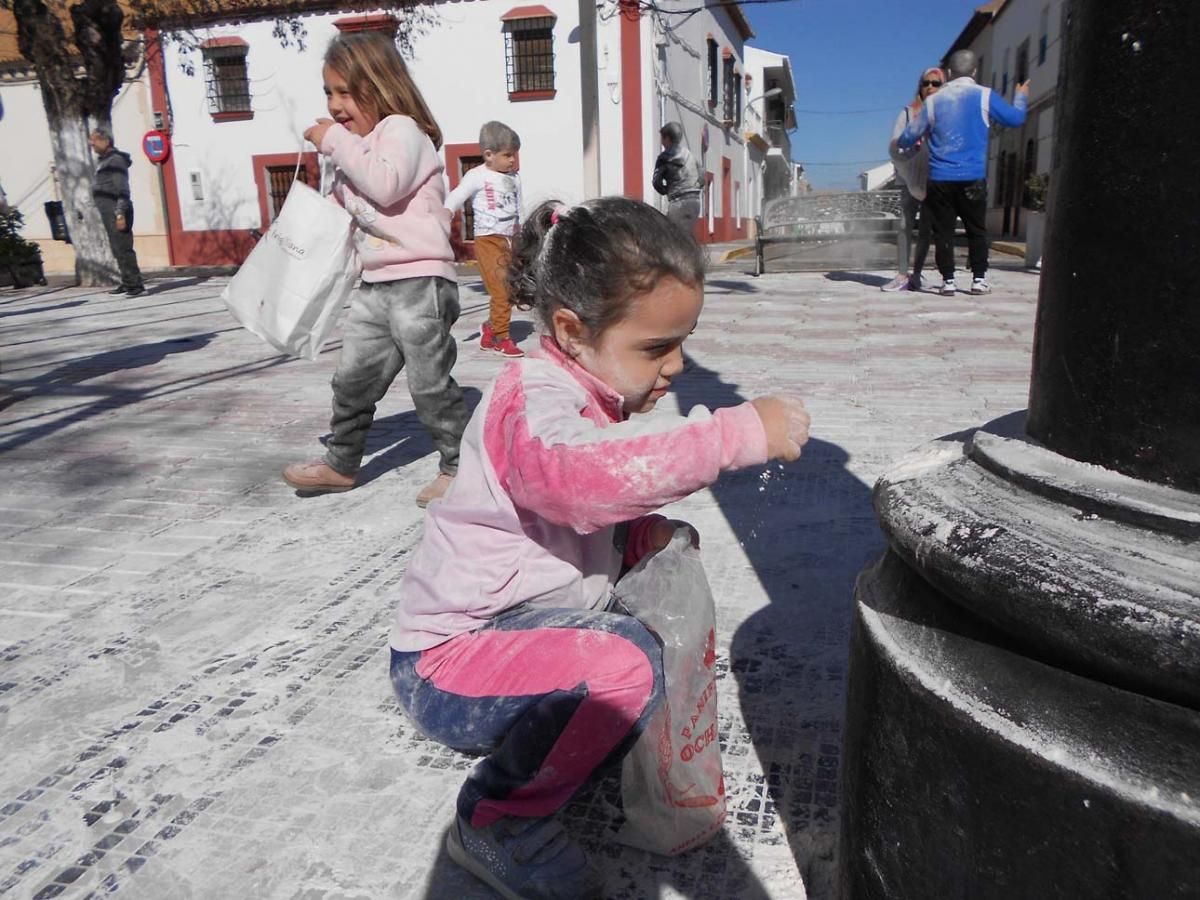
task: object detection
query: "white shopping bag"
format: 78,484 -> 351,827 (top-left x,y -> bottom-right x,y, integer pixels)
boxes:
613,528 -> 727,856
221,160 -> 358,360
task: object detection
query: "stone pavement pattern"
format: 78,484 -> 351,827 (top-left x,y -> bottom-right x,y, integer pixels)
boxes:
0,260 -> 1038,899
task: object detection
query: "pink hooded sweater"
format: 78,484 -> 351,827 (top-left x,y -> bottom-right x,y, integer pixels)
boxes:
321,114 -> 457,283
390,337 -> 770,651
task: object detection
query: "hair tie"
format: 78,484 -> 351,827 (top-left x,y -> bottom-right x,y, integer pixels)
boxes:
550,210 -> 560,226
549,204 -> 570,227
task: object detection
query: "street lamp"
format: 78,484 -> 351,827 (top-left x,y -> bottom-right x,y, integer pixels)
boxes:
744,87 -> 784,225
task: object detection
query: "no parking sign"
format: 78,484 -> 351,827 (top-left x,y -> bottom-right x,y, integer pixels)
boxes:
142,130 -> 170,164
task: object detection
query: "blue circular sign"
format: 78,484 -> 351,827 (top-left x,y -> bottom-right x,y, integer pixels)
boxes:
142,130 -> 170,164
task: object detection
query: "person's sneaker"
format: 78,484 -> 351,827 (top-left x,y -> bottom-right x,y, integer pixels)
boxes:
494,337 -> 525,358
940,279 -> 957,296
283,460 -> 357,494
971,277 -> 992,295
126,285 -> 146,297
881,274 -> 910,292
480,321 -> 497,352
446,815 -> 604,900
907,274 -> 923,292
415,472 -> 454,508
108,285 -> 128,294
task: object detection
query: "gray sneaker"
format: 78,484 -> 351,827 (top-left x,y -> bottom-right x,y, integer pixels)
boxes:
446,815 -> 604,900
940,278 -> 957,296
971,277 -> 992,294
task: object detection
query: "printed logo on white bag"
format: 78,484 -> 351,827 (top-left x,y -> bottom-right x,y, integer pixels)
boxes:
269,228 -> 307,260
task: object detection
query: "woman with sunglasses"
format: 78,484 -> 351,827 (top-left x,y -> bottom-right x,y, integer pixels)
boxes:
883,67 -> 944,292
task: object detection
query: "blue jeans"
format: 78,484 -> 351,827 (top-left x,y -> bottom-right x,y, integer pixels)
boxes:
391,603 -> 665,827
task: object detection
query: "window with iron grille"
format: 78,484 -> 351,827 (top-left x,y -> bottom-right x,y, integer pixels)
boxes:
706,39 -> 718,106
266,163 -> 311,222
735,74 -> 743,127
457,156 -> 485,240
722,57 -> 735,123
504,17 -> 555,96
205,46 -> 251,115
1038,6 -> 1050,65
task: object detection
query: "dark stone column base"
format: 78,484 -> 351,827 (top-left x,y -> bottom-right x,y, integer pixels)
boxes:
840,419 -> 1200,898
841,551 -> 1200,899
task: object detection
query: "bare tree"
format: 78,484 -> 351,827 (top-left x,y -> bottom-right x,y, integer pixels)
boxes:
3,1 -> 439,285
9,0 -> 127,284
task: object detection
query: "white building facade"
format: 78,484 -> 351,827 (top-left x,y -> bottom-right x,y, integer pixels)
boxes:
742,45 -> 797,214
945,0 -> 1064,240
0,50 -> 169,273
142,0 -> 761,266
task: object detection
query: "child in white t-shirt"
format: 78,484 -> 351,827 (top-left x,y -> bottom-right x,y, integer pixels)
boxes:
445,121 -> 525,358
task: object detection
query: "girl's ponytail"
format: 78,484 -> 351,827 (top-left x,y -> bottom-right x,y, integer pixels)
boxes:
509,201 -> 559,313
508,197 -> 705,341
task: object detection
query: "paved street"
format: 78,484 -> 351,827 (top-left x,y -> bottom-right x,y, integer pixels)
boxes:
0,255 -> 1039,900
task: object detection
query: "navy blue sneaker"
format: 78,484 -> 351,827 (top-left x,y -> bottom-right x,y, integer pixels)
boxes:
446,815 -> 603,900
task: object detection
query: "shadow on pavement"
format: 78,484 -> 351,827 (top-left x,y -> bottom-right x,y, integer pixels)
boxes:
459,320 -> 536,347
142,276 -> 211,296
419,821 -> 777,899
706,279 -> 760,294
0,298 -> 89,319
348,386 -> 483,488
0,334 -> 296,479
0,333 -> 217,419
823,271 -> 890,288
673,353 -> 878,899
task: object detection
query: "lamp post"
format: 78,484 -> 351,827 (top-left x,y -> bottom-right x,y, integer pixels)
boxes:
743,86 -> 783,227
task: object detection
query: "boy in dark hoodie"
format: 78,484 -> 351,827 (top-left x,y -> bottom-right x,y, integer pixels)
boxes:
89,127 -> 145,296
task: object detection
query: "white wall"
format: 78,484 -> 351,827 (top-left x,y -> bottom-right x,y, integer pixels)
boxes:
0,72 -> 162,245
163,3 -> 594,233
648,0 -> 750,228
984,0 -> 1064,217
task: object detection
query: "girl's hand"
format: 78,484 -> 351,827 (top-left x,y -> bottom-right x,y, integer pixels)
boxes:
751,395 -> 811,462
304,118 -> 336,148
650,518 -> 700,551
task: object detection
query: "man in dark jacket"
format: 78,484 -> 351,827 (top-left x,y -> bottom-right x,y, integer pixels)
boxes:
89,127 -> 145,296
652,122 -> 704,236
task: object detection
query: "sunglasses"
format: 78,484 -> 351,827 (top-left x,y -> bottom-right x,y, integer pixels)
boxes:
921,80 -> 943,88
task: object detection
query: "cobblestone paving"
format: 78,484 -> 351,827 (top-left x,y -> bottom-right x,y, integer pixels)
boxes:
0,260 -> 1039,899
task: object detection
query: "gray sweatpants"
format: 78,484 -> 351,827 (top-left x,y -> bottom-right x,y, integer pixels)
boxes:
95,196 -> 143,290
666,197 -> 701,236
324,276 -> 468,477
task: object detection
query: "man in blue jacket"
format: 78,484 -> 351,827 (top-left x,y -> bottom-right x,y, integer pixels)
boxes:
896,49 -> 1028,296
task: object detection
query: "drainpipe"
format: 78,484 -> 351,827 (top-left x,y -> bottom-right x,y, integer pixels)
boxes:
578,0 -> 601,198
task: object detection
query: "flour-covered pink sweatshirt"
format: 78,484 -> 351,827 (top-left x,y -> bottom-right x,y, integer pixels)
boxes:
321,114 -> 457,283
389,337 -> 769,651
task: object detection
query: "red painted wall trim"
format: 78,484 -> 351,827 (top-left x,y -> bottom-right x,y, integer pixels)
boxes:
145,29 -> 179,266
619,0 -> 643,199
444,142 -> 482,260
501,4 -> 557,21
200,36 -> 248,49
698,171 -> 715,243
171,230 -> 258,266
720,156 -> 732,242
251,152 -> 319,229
211,110 -> 254,122
334,13 -> 399,34
508,89 -> 557,102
